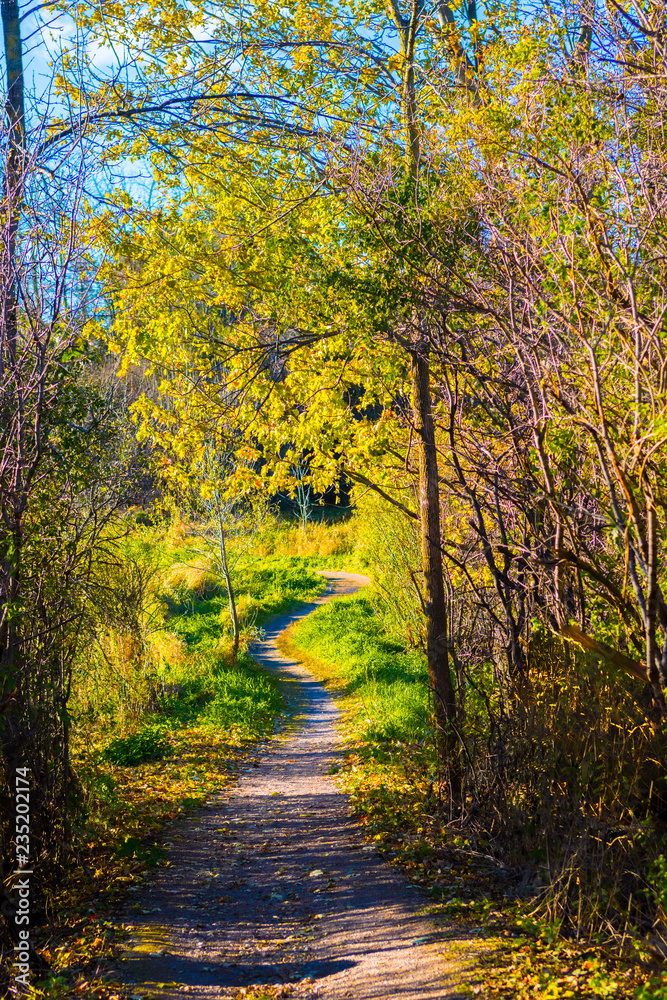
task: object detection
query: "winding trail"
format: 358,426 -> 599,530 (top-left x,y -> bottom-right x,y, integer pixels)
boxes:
116,572 -> 480,999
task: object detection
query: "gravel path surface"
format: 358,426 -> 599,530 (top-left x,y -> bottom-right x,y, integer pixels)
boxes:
116,572 -> 480,999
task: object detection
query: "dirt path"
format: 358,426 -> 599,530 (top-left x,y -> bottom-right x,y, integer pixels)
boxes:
115,572 -> 481,999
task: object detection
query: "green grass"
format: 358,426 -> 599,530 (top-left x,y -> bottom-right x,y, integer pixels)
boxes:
167,555 -> 326,650
282,593 -> 429,746
102,724 -> 172,765
204,655 -> 284,730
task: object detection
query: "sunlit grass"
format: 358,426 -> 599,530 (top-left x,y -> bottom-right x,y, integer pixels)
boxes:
279,593 -> 429,746
252,513 -> 365,569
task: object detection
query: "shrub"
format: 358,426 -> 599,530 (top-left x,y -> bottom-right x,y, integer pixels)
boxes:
102,725 -> 172,766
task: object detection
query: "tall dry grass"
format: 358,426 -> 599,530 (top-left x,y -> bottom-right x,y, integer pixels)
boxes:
253,517 -> 357,559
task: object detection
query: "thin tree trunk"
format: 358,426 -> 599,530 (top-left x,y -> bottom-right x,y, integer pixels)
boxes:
411,348 -> 459,786
387,0 -> 421,168
388,0 -> 460,792
0,0 -> 26,934
1,0 -> 26,660
2,0 -> 25,363
645,502 -> 663,697
217,508 -> 239,666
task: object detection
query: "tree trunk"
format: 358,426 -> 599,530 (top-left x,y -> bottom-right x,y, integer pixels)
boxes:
1,0 -> 26,662
386,0 -> 421,169
0,0 -> 27,943
411,348 -> 459,786
217,510 -> 239,666
0,4 -> 25,693
2,0 -> 25,362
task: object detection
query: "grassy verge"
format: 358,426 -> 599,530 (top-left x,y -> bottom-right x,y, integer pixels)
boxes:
280,592 -> 661,1000
31,521 -> 333,1000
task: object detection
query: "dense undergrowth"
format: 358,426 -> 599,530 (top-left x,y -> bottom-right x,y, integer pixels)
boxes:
282,593 -> 667,1000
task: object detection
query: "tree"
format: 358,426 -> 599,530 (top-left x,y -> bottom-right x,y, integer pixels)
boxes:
386,0 -> 667,704
102,0 -> 667,805
0,0 -> 340,794
195,445 -> 268,667
99,0 -> 467,770
290,461 -> 314,532
0,1 -> 154,961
